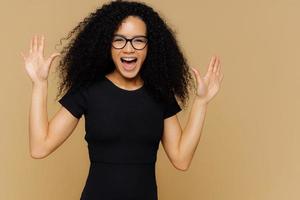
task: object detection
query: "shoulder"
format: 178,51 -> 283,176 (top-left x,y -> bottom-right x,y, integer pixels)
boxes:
161,94 -> 182,119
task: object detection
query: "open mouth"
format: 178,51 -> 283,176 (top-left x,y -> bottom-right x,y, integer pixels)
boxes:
120,57 -> 138,71
120,57 -> 138,64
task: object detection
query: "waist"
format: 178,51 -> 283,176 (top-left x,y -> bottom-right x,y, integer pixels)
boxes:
90,160 -> 156,165
87,161 -> 157,185
88,143 -> 159,164
82,161 -> 158,199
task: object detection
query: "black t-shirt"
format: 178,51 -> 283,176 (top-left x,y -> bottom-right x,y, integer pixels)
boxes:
58,76 -> 182,164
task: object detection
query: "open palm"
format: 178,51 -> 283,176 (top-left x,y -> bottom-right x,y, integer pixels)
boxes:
191,56 -> 224,104
20,35 -> 61,84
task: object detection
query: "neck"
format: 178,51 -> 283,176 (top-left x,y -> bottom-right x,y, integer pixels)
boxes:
105,71 -> 144,90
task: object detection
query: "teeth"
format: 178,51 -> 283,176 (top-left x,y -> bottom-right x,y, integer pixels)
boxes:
121,57 -> 137,61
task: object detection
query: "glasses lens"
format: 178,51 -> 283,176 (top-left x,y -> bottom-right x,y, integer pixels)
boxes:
112,36 -> 126,49
132,37 -> 148,50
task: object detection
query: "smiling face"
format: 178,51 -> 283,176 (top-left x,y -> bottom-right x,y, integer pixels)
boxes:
110,16 -> 148,80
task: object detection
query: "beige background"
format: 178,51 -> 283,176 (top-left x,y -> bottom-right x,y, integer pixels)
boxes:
1,0 -> 299,199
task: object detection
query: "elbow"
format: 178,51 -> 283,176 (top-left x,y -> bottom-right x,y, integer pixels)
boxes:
30,151 -> 47,159
30,147 -> 49,159
173,160 -> 190,172
29,137 -> 50,159
172,152 -> 191,171
175,164 -> 189,172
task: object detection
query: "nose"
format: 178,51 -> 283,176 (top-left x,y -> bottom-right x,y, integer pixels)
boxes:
123,41 -> 135,52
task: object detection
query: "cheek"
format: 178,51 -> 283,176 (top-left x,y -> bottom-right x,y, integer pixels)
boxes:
111,49 -> 119,62
140,48 -> 148,61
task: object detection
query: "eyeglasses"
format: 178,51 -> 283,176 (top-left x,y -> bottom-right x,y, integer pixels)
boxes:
112,35 -> 148,50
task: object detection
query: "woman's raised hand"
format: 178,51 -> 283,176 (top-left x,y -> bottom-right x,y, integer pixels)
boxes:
20,35 -> 61,84
191,55 -> 224,104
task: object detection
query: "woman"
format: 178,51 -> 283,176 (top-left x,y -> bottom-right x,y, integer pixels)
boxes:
21,0 -> 223,199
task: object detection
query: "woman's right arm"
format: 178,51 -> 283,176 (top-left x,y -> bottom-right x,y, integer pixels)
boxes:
22,35 -> 79,159
30,81 -> 80,159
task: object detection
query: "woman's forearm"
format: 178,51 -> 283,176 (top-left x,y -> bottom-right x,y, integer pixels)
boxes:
179,96 -> 208,169
29,81 -> 49,158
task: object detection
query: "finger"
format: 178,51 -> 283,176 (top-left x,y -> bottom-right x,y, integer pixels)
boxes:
191,67 -> 197,84
207,55 -> 216,76
30,36 -> 33,53
219,73 -> 224,83
39,35 -> 45,55
20,52 -> 26,61
213,56 -> 219,73
37,35 -> 40,50
191,67 -> 201,85
33,35 -> 37,52
46,52 -> 61,66
216,57 -> 221,76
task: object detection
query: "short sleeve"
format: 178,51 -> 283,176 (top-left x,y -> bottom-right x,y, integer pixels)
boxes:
58,86 -> 88,119
163,95 -> 182,119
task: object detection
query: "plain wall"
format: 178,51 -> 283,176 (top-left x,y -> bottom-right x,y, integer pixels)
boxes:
1,0 -> 299,199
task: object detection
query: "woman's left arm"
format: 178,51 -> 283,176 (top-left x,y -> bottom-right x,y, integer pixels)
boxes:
161,55 -> 224,171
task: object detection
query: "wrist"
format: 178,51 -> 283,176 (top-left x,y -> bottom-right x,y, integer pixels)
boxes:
32,80 -> 48,88
194,95 -> 209,106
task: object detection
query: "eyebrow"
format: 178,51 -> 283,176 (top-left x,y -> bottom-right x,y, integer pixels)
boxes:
114,34 -> 147,38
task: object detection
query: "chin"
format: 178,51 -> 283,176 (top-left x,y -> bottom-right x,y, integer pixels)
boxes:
118,67 -> 141,79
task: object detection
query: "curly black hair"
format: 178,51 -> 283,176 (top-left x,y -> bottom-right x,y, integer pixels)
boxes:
54,0 -> 195,109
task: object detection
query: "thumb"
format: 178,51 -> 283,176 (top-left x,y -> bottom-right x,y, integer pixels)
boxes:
46,52 -> 61,67
191,67 -> 201,84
